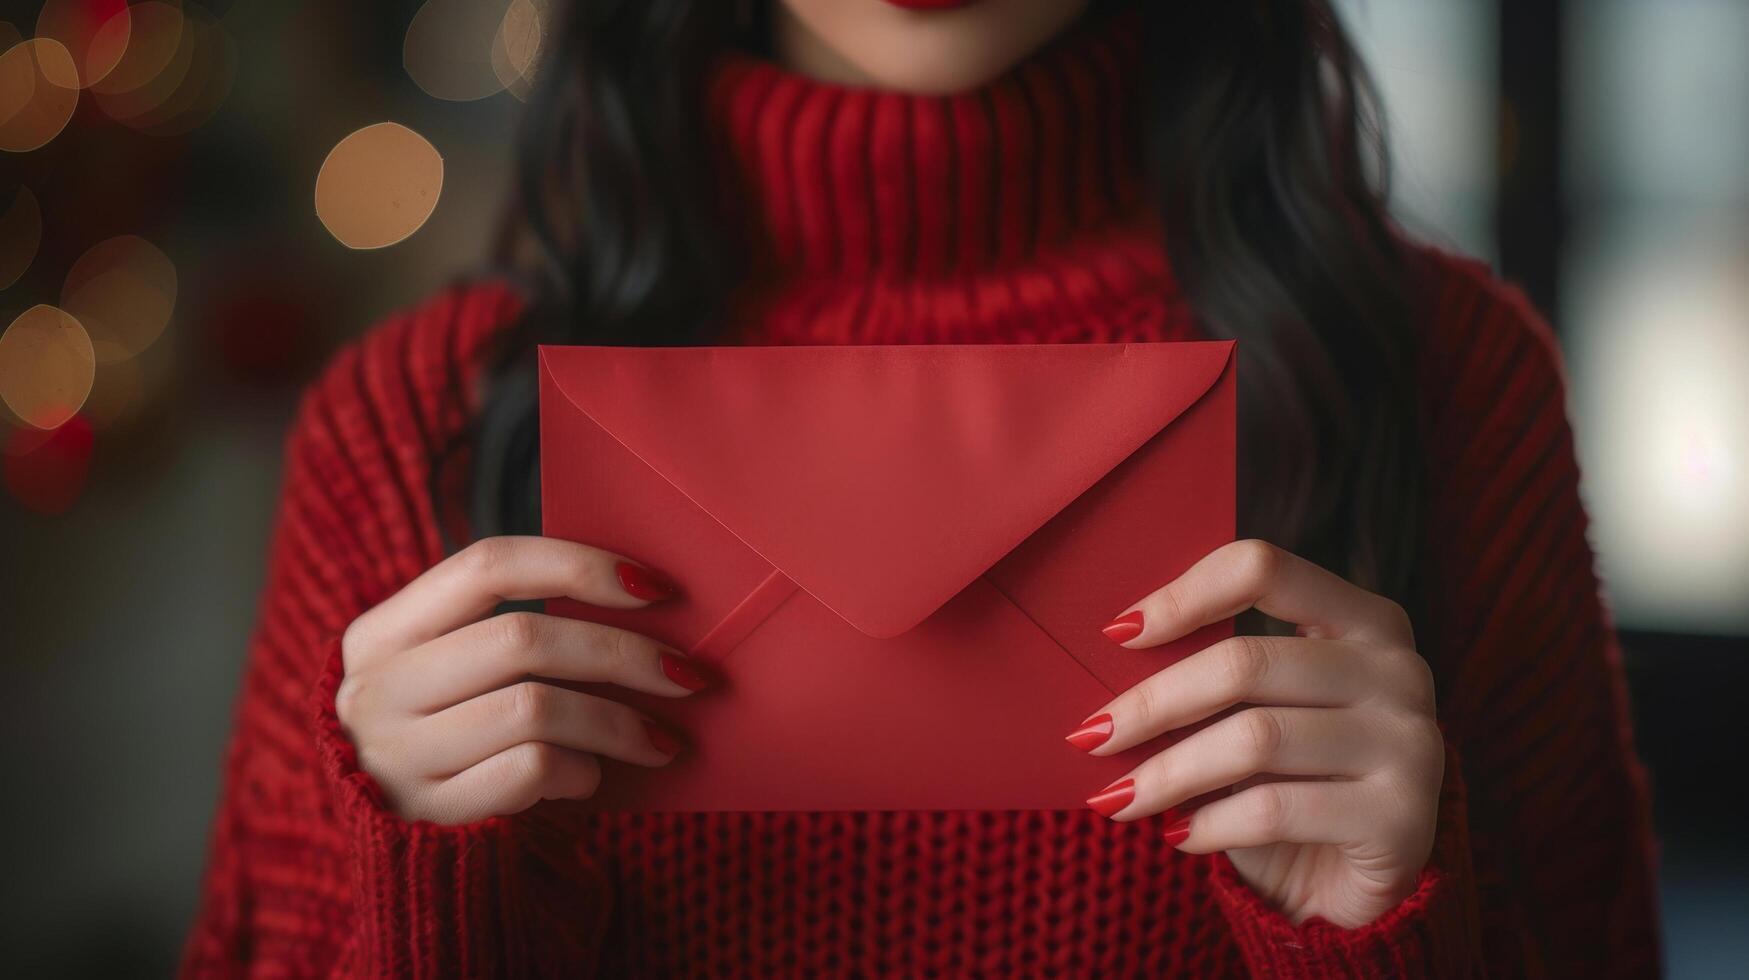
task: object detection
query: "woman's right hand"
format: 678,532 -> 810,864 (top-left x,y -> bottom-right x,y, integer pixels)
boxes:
334,536 -> 709,824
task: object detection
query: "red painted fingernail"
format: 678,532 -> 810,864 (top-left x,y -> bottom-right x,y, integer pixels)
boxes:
659,650 -> 709,692
616,561 -> 679,601
1162,813 -> 1192,847
1086,778 -> 1135,819
644,719 -> 683,757
1065,712 -> 1114,752
1101,610 -> 1144,644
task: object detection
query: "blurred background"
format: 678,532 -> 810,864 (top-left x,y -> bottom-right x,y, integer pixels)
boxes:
0,0 -> 1744,975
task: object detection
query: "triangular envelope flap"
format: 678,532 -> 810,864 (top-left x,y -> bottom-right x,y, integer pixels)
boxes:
542,341 -> 1234,638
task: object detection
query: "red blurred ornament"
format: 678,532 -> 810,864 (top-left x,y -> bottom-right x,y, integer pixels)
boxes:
4,415 -> 95,514
205,278 -> 323,387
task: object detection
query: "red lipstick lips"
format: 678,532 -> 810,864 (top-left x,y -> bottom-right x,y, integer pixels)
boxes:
880,0 -> 984,10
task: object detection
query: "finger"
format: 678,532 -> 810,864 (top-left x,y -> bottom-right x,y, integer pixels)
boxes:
1083,636 -> 1383,755
1103,539 -> 1412,649
347,537 -> 679,666
378,611 -> 709,713
405,681 -> 682,776
1165,780 -> 1371,852
1086,707 -> 1380,821
427,742 -> 604,823
1083,635 -> 1435,755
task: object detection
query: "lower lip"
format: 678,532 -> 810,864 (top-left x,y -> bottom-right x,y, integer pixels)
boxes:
880,0 -> 984,10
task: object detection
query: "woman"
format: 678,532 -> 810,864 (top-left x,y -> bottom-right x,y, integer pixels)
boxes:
183,0 -> 1660,976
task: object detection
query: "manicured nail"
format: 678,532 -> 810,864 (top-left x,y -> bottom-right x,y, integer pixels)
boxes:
617,561 -> 679,601
1065,712 -> 1114,752
1101,610 -> 1144,644
659,650 -> 709,692
1162,813 -> 1192,847
644,719 -> 683,757
1086,778 -> 1135,818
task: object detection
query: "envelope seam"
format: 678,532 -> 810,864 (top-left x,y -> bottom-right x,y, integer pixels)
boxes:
688,569 -> 801,664
980,575 -> 1125,697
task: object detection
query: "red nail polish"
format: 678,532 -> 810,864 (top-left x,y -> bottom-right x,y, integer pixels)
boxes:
659,650 -> 709,692
616,561 -> 679,601
1162,813 -> 1192,847
1086,778 -> 1135,818
1065,712 -> 1114,752
644,719 -> 683,756
1101,610 -> 1144,644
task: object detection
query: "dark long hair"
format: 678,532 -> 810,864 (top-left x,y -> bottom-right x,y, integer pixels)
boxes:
471,0 -> 1424,608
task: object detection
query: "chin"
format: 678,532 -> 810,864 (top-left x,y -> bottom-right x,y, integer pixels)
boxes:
779,0 -> 1093,95
848,30 -> 1062,94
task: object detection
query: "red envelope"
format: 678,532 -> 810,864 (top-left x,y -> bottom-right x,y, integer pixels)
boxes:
540,341 -> 1235,811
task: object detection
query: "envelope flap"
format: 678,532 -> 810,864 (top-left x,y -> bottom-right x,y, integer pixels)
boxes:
541,341 -> 1235,638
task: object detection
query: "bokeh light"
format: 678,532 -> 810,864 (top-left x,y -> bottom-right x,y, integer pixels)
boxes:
491,0 -> 545,102
36,0 -> 132,89
88,2 -> 235,134
0,305 -> 96,430
0,185 -> 42,290
90,0 -> 182,96
3,412 -> 93,514
406,0 -> 547,103
0,38 -> 81,153
315,122 -> 445,250
82,339 -> 148,429
62,235 -> 178,362
90,0 -> 193,126
137,12 -> 237,136
405,0 -> 520,102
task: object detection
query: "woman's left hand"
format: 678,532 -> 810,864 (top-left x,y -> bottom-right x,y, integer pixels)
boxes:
1070,539 -> 1444,929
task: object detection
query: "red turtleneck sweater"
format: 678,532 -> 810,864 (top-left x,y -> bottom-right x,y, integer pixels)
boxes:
181,23 -> 1659,979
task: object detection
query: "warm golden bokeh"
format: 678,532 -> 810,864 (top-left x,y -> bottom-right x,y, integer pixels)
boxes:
405,0 -> 516,102
315,122 -> 445,250
491,0 -> 545,102
82,339 -> 150,429
0,38 -> 81,153
406,0 -> 547,103
138,12 -> 237,137
0,305 -> 96,430
91,1 -> 193,125
0,185 -> 41,290
62,235 -> 179,363
35,0 -> 133,89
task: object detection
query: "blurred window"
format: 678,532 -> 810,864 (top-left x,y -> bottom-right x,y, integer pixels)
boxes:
1344,0 -> 1749,635
1564,0 -> 1749,634
1336,0 -> 1499,259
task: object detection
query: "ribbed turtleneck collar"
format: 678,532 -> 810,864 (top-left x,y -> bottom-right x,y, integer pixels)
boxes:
710,11 -> 1147,279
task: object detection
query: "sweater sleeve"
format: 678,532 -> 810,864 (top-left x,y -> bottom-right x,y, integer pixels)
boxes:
1207,255 -> 1661,977
1207,735 -> 1483,977
180,288 -> 616,978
